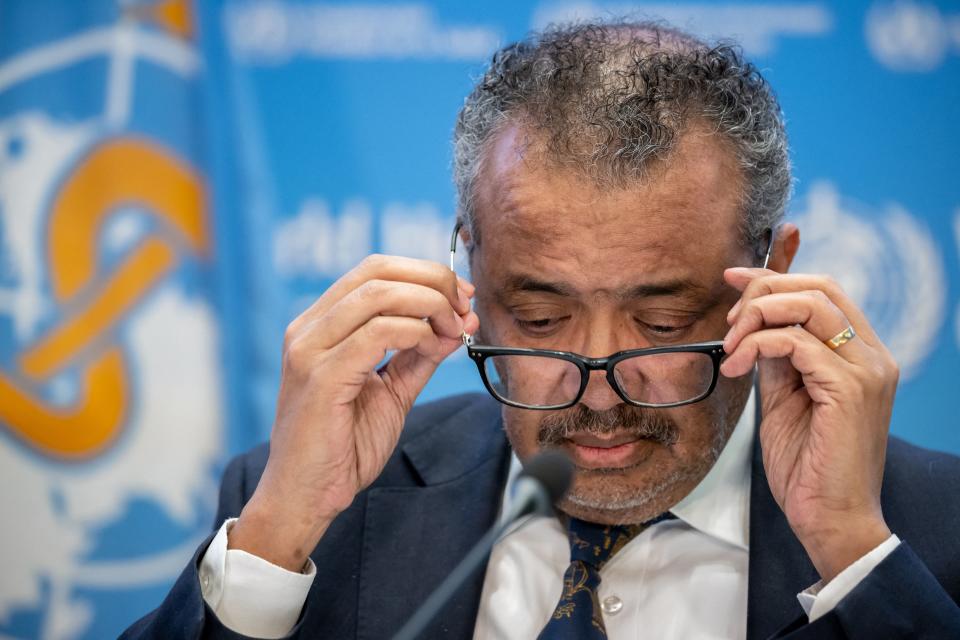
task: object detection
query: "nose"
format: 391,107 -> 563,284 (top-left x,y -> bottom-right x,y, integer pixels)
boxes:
579,367 -> 621,411
573,317 -> 629,411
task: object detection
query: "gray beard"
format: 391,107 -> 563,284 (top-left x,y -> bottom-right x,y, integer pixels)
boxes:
560,377 -> 753,517
562,421 -> 729,513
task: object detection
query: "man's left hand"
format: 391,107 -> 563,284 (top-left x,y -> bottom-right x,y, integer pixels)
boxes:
720,267 -> 899,583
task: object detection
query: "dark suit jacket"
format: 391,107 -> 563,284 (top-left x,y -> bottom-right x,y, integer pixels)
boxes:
123,393 -> 960,639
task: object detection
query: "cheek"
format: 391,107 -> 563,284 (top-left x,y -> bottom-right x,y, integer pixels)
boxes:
502,408 -> 542,457
666,375 -> 751,459
666,402 -> 726,455
472,295 -> 509,344
702,299 -> 738,339
712,370 -> 754,420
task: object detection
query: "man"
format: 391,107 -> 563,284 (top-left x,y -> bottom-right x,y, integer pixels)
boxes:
124,20 -> 960,639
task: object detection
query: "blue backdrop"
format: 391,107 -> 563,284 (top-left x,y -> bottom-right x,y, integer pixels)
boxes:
0,1 -> 957,638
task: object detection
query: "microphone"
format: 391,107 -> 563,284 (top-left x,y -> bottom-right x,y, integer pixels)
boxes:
392,450 -> 574,640
507,450 -> 575,520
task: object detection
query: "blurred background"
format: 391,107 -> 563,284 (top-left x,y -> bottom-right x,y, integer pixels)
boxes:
0,0 -> 957,637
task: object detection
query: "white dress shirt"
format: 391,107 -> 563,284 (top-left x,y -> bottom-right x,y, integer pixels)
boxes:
200,391 -> 900,638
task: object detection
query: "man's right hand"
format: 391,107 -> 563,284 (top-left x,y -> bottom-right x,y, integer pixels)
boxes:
228,254 -> 478,571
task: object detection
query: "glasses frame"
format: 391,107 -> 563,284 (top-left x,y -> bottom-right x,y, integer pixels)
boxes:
448,221 -> 774,411
469,341 -> 726,410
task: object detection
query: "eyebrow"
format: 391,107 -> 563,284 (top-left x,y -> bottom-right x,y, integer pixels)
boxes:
501,275 -> 578,297
621,281 -> 709,301
500,274 -> 710,301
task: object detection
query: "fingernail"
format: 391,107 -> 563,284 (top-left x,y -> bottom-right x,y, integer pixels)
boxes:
723,326 -> 734,348
457,289 -> 470,311
458,278 -> 476,295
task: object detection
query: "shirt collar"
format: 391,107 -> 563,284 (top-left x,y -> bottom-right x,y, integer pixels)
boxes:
501,389 -> 755,551
670,389 -> 755,551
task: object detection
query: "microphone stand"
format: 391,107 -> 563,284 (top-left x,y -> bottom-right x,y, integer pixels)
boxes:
391,478 -> 550,640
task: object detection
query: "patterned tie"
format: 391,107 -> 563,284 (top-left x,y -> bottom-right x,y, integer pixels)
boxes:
536,513 -> 674,639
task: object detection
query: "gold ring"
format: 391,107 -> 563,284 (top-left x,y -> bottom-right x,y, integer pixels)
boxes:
825,325 -> 856,350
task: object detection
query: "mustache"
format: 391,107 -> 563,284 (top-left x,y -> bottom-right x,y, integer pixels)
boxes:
537,403 -> 680,448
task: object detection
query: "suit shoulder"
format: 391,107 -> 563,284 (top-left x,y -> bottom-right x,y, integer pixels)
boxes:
398,392 -> 493,444
220,441 -> 269,500
885,436 -> 960,481
883,437 -> 960,528
218,393 -> 494,490
234,440 -> 270,470
882,437 -> 960,595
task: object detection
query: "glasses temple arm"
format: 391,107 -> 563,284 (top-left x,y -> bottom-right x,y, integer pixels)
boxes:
762,227 -> 776,270
449,221 -> 472,346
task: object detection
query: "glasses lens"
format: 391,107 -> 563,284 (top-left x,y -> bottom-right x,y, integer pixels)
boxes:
612,351 -> 715,406
483,354 -> 582,408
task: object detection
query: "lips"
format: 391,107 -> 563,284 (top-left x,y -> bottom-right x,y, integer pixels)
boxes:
563,432 -> 657,469
567,432 -> 639,449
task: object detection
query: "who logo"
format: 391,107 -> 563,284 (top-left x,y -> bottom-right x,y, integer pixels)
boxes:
0,2 -> 223,638
791,181 -> 947,379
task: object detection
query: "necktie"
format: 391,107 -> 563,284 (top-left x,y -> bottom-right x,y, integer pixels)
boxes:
536,513 -> 674,639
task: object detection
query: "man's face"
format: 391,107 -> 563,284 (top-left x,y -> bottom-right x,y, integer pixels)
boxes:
469,122 -> 755,524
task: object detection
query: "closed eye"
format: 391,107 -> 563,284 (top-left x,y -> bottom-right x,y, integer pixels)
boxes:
636,319 -> 695,340
646,324 -> 683,334
515,316 -> 569,334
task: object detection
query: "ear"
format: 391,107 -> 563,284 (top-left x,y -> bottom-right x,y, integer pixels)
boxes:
458,224 -> 473,250
767,222 -> 800,273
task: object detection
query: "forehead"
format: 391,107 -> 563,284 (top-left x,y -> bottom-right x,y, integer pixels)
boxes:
472,123 -> 747,283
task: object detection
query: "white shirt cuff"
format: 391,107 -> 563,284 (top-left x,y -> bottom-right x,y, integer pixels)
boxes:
796,534 -> 901,622
199,517 -> 316,639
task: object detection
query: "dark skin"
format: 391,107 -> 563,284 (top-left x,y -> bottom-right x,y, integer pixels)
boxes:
468,123 -> 755,525
230,121 -> 898,585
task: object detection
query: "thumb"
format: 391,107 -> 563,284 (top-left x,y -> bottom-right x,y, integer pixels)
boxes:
380,336 -> 463,410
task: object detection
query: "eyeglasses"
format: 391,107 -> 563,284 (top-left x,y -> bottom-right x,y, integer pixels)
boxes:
449,223 -> 773,410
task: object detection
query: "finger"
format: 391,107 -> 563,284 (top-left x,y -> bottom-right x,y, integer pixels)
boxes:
462,309 -> 480,336
723,291 -> 870,363
291,255 -> 468,338
326,316 -> 450,389
457,276 -> 476,297
309,280 -> 466,349
379,336 -> 462,406
724,269 -> 879,345
721,326 -> 851,398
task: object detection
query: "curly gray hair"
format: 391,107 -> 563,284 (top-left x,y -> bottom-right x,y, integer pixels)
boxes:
453,20 -> 792,259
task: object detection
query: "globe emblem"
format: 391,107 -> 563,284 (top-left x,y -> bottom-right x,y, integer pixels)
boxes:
0,8 -> 223,640
790,181 -> 946,379
866,0 -> 951,72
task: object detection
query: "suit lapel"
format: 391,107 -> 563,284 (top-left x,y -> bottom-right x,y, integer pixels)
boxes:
357,398 -> 511,640
746,395 -> 820,640
356,392 -> 825,639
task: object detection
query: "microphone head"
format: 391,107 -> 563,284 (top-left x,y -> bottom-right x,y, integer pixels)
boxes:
520,450 -> 574,503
